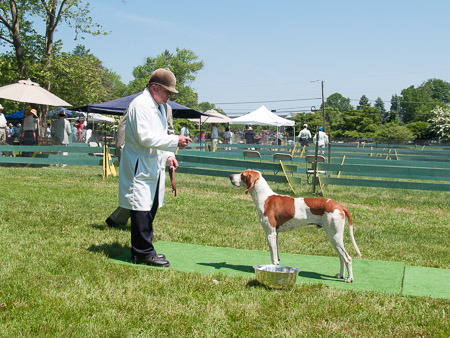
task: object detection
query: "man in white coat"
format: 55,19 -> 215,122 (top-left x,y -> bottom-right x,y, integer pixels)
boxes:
119,68 -> 191,267
313,126 -> 329,154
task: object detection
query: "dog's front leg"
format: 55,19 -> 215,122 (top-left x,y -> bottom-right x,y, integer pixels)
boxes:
264,226 -> 279,265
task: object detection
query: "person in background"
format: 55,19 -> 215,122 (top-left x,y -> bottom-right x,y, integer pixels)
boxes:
118,68 -> 191,268
75,119 -> 83,142
211,123 -> 218,150
7,123 -> 15,143
22,109 -> 39,145
180,123 -> 189,137
46,123 -> 52,139
224,126 -> 232,150
313,126 -> 329,154
52,112 -> 72,145
0,104 -> 7,147
245,126 -> 255,144
298,124 -> 312,149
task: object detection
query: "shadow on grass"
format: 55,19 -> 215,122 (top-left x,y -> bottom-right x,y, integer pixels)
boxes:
89,223 -> 129,231
88,242 -> 130,259
299,270 -> 342,282
197,262 -> 254,273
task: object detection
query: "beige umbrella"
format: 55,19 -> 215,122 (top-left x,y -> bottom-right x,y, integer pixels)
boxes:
189,109 -> 232,124
0,78 -> 71,106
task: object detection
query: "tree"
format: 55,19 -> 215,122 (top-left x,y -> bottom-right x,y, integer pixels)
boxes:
405,121 -> 429,140
357,95 -> 370,109
126,48 -> 205,109
374,97 -> 386,114
429,105 -> 450,141
332,106 -> 381,139
399,79 -> 450,123
0,0 -> 106,134
326,93 -> 353,112
375,123 -> 414,143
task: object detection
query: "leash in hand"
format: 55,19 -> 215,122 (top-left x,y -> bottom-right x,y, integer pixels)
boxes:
169,167 -> 176,197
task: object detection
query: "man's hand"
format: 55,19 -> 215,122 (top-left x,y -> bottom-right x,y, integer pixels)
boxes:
167,156 -> 179,170
178,135 -> 192,148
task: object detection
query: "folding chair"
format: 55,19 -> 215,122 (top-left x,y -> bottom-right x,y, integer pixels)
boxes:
273,153 -> 293,175
305,155 -> 326,184
243,150 -> 261,161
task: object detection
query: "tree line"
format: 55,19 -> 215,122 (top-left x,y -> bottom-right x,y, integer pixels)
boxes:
1,0 -> 449,142
293,79 -> 450,143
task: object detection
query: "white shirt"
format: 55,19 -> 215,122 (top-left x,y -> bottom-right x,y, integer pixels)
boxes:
211,126 -> 218,139
180,126 -> 189,137
0,113 -> 7,128
313,131 -> 329,147
298,129 -> 311,139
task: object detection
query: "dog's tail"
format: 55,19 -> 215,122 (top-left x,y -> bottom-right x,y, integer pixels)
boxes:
343,207 -> 362,257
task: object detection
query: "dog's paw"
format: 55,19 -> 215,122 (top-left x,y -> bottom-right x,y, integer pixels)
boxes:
334,273 -> 344,279
344,277 -> 354,283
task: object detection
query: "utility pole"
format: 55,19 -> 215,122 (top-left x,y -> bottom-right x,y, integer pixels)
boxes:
321,80 -> 326,133
312,80 -> 326,133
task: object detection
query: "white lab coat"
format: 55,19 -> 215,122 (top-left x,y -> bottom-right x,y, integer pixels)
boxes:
313,131 -> 329,147
118,89 -> 178,211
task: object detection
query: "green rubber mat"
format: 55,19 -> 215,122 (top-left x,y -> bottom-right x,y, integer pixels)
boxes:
111,241 -> 405,295
402,265 -> 450,300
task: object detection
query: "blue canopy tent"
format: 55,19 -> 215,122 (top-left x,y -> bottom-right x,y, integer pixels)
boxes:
6,108 -> 80,120
72,92 -> 210,119
5,110 -> 24,120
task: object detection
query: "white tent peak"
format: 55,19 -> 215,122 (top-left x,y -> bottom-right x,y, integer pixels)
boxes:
230,105 -> 294,126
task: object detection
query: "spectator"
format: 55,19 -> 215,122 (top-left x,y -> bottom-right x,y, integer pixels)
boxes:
313,126 -> 329,154
46,123 -> 52,139
224,126 -> 232,150
298,124 -> 312,148
7,123 -> 14,143
22,109 -> 39,145
245,126 -> 255,144
52,112 -> 72,145
211,123 -> 218,150
180,123 -> 189,137
0,104 -> 7,147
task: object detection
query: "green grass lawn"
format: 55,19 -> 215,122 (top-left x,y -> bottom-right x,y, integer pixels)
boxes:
0,165 -> 449,337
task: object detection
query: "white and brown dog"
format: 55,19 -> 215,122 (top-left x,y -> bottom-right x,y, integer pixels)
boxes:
230,169 -> 361,283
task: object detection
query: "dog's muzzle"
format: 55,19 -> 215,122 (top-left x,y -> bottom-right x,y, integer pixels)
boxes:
229,174 -> 242,187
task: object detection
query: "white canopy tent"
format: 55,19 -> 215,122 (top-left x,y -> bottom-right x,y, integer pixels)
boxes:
86,113 -> 115,123
229,105 -> 294,127
230,105 -> 295,143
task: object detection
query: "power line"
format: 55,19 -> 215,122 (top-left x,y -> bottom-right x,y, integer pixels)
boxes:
213,97 -> 322,105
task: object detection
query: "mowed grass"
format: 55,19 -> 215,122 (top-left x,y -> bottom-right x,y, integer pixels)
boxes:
0,165 -> 449,337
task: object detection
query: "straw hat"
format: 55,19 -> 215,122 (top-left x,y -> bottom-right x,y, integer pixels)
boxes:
149,68 -> 179,93
26,109 -> 38,117
248,126 -> 253,131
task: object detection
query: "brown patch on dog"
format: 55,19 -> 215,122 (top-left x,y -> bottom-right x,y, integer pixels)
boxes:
241,170 -> 260,194
264,195 -> 295,227
304,198 -> 347,220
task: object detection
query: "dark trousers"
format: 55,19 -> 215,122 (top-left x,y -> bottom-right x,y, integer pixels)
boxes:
130,179 -> 160,259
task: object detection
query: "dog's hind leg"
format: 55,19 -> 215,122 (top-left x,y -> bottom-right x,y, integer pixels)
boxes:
325,226 -> 354,282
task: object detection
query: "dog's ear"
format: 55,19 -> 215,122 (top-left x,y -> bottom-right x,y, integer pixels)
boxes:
244,171 -> 259,194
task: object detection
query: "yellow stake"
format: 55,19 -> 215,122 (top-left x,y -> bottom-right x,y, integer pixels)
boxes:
280,160 -> 295,195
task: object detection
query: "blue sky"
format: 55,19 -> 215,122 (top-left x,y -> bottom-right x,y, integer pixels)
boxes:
55,0 -> 450,116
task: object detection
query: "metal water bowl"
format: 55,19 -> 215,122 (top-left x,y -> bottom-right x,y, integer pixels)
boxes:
253,264 -> 301,289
